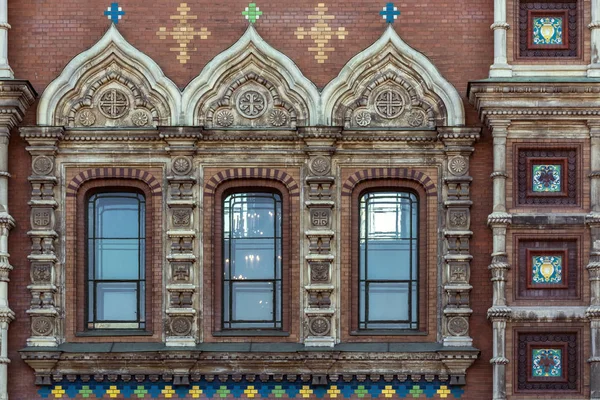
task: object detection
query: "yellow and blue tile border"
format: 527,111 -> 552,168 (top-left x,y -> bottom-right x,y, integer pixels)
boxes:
39,379 -> 464,399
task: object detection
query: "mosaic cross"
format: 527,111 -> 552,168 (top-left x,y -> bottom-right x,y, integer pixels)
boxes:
294,3 -> 348,63
380,3 -> 400,24
157,3 -> 211,64
242,3 -> 263,24
104,2 -> 125,24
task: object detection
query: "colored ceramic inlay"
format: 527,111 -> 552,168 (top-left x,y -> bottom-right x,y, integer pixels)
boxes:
242,3 -> 263,24
380,3 -> 400,23
532,348 -> 563,377
294,3 -> 348,63
104,3 -> 125,24
39,379 -> 465,399
532,255 -> 563,284
157,3 -> 211,64
533,17 -> 563,45
532,164 -> 561,192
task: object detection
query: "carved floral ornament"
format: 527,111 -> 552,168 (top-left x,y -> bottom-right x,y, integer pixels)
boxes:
38,26 -> 464,128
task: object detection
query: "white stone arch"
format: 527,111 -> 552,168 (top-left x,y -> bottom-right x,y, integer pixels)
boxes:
182,25 -> 320,127
37,24 -> 181,127
321,25 -> 465,127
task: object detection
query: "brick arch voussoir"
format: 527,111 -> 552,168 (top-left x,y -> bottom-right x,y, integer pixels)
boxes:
341,168 -> 437,196
204,168 -> 300,197
66,167 -> 162,197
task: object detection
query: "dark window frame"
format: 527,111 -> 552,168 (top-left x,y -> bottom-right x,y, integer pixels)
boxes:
84,190 -> 147,331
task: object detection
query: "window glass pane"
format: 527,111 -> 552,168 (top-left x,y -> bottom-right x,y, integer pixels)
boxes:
94,195 -> 142,239
231,238 -> 275,280
231,282 -> 274,322
94,239 -> 140,279
367,282 -> 410,321
95,282 -> 138,321
366,240 -> 411,280
228,194 -> 280,238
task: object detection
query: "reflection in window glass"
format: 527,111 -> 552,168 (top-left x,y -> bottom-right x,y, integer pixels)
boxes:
359,191 -> 418,330
87,192 -> 145,330
223,192 -> 282,329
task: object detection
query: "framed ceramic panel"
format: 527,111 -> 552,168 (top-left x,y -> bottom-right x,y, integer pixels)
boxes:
527,10 -> 570,50
526,249 -> 568,289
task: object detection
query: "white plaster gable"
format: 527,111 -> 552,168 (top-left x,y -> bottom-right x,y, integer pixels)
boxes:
181,25 -> 320,127
321,25 -> 465,127
37,24 -> 181,126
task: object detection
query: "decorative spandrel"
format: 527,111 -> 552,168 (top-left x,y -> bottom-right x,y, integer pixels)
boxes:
532,255 -> 562,284
532,164 -> 561,193
532,348 -> 562,378
533,17 -> 563,45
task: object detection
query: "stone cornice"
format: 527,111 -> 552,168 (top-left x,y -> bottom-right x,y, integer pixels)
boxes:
0,79 -> 36,130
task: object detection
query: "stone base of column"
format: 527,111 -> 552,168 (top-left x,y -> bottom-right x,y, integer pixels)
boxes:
489,63 -> 513,78
588,63 -> 600,78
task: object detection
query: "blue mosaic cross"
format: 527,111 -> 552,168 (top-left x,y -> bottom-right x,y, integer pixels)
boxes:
380,3 -> 400,23
104,3 -> 125,24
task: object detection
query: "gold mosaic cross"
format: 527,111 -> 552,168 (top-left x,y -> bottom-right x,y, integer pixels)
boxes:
294,3 -> 348,63
157,3 -> 211,64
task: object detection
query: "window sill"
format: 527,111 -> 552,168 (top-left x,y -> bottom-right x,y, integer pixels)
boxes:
350,330 -> 428,336
212,330 -> 289,337
76,330 -> 153,337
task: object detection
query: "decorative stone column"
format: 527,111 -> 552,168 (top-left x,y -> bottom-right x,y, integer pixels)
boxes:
489,0 -> 512,77
589,0 -> 600,77
20,127 -> 63,349
0,82 -> 34,400
0,0 -> 12,79
486,120 -> 512,400
587,122 -> 600,399
300,127 -> 340,347
439,128 -> 480,349
160,127 -> 201,347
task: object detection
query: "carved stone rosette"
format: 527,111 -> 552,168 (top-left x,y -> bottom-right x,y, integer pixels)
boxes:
439,128 -> 480,347
302,128 -> 340,347
20,127 -> 64,347
160,128 -> 201,346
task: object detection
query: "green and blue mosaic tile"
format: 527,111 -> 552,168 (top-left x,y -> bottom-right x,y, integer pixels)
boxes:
533,17 -> 563,45
532,348 -> 563,377
38,379 -> 465,399
532,255 -> 563,284
532,164 -> 561,192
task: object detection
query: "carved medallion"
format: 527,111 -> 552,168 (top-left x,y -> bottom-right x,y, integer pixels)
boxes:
354,110 -> 372,127
170,316 -> 193,336
172,209 -> 191,227
269,109 -> 288,127
309,316 -> 331,336
309,156 -> 331,176
215,110 -> 234,127
32,156 -> 54,176
31,316 -> 53,336
237,90 -> 266,119
449,263 -> 468,283
172,156 -> 192,176
447,316 -> 469,336
131,110 -> 150,127
448,156 -> 468,176
310,209 -> 330,227
77,110 -> 96,126
448,210 -> 469,229
31,263 -> 52,283
172,262 -> 191,281
98,88 -> 129,119
374,89 -> 404,119
32,209 -> 51,227
310,263 -> 329,283
407,110 -> 426,127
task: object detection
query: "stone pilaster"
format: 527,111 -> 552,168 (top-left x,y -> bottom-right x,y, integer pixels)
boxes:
20,127 -> 64,348
0,81 -> 35,400
439,127 -> 480,348
485,120 -> 512,400
300,127 -> 340,347
0,0 -> 12,79
587,122 -> 600,399
489,0 -> 512,77
160,127 -> 201,347
589,0 -> 600,77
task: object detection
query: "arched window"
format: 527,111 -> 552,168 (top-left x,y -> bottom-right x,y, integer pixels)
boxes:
359,191 -> 418,330
222,192 -> 283,329
86,191 -> 146,330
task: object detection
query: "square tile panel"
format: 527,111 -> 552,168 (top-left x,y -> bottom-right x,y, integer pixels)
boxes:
532,348 -> 563,377
532,164 -> 562,192
532,17 -> 564,45
531,254 -> 563,285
